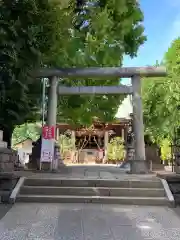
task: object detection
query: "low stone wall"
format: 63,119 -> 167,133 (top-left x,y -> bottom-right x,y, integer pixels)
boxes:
0,148 -> 17,172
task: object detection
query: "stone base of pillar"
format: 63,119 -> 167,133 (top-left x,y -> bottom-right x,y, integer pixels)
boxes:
174,165 -> 180,174
40,162 -> 51,171
128,160 -> 149,174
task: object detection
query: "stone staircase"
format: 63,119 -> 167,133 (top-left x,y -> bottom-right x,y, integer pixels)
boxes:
16,178 -> 172,206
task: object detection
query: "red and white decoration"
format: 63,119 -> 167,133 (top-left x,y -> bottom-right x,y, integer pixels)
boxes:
42,126 -> 55,140
40,125 -> 56,165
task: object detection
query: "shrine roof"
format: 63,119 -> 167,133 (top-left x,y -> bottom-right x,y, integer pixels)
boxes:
56,119 -> 131,131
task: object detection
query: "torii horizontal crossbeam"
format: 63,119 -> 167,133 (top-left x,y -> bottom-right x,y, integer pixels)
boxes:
58,85 -> 133,95
33,66 -> 167,78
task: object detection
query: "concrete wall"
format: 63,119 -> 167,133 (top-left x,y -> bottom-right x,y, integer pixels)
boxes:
14,139 -> 33,151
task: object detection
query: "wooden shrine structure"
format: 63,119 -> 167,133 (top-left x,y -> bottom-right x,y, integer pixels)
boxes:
56,118 -> 132,164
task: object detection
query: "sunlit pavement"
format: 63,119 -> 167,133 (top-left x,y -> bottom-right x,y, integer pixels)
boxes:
14,165 -> 156,180
0,203 -> 180,239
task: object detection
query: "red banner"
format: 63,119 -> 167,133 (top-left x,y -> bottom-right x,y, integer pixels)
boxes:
42,125 -> 55,139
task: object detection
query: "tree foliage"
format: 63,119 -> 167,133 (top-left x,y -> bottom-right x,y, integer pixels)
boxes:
12,123 -> 41,147
107,137 -> 125,161
57,0 -> 146,125
160,138 -> 171,162
0,0 -> 146,146
0,0 -> 68,145
58,134 -> 75,159
142,38 -> 180,143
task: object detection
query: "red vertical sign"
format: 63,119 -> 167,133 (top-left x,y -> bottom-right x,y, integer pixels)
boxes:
42,125 -> 55,139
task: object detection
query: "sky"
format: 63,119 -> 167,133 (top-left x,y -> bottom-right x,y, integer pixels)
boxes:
122,0 -> 180,85
117,0 -> 180,117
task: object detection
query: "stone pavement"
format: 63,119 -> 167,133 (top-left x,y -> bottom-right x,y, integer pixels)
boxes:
14,165 -> 157,181
0,204 -> 12,221
0,203 -> 180,239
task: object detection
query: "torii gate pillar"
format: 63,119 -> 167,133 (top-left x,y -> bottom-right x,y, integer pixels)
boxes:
47,76 -> 58,127
131,75 -> 147,173
44,76 -> 58,170
37,66 -> 166,172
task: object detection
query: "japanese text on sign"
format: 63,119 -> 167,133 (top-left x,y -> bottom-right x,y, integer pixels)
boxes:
42,125 -> 55,139
42,150 -> 52,161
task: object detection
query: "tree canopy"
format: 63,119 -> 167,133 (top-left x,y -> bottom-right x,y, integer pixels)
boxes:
142,37 -> 180,144
56,0 -> 146,125
0,0 -> 146,146
12,123 -> 41,147
0,0 -> 65,146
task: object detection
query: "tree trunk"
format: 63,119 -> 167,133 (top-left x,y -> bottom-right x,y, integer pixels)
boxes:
0,125 -> 14,148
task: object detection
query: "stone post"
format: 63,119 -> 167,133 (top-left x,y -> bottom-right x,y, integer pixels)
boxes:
103,131 -> 109,163
121,128 -> 124,141
47,76 -> 58,127
71,130 -> 76,163
131,75 -> 148,173
56,127 -> 59,141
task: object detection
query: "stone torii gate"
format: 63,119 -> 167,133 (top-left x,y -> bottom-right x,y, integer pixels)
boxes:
34,66 -> 166,173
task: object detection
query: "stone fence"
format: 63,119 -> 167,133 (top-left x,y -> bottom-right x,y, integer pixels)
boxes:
0,130 -> 18,172
0,148 -> 17,172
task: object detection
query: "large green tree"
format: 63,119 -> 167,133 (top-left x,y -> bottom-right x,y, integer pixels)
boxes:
56,0 -> 146,125
1,0 -> 146,147
0,0 -> 66,146
142,38 -> 180,143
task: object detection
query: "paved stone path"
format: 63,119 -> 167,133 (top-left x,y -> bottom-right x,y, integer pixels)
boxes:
0,203 -> 180,240
15,165 -> 157,180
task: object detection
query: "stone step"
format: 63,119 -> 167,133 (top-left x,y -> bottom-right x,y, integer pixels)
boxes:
16,194 -> 169,206
20,186 -> 165,197
0,190 -> 11,202
24,178 -> 163,188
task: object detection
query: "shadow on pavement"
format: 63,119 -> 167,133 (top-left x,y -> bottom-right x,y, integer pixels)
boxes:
0,204 -> 13,220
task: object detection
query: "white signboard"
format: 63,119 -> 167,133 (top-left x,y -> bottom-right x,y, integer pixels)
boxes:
40,125 -> 55,164
40,138 -> 54,163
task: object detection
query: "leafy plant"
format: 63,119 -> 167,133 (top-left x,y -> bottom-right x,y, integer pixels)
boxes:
58,134 -> 76,159
107,137 -> 125,161
12,123 -> 41,148
160,138 -> 171,162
